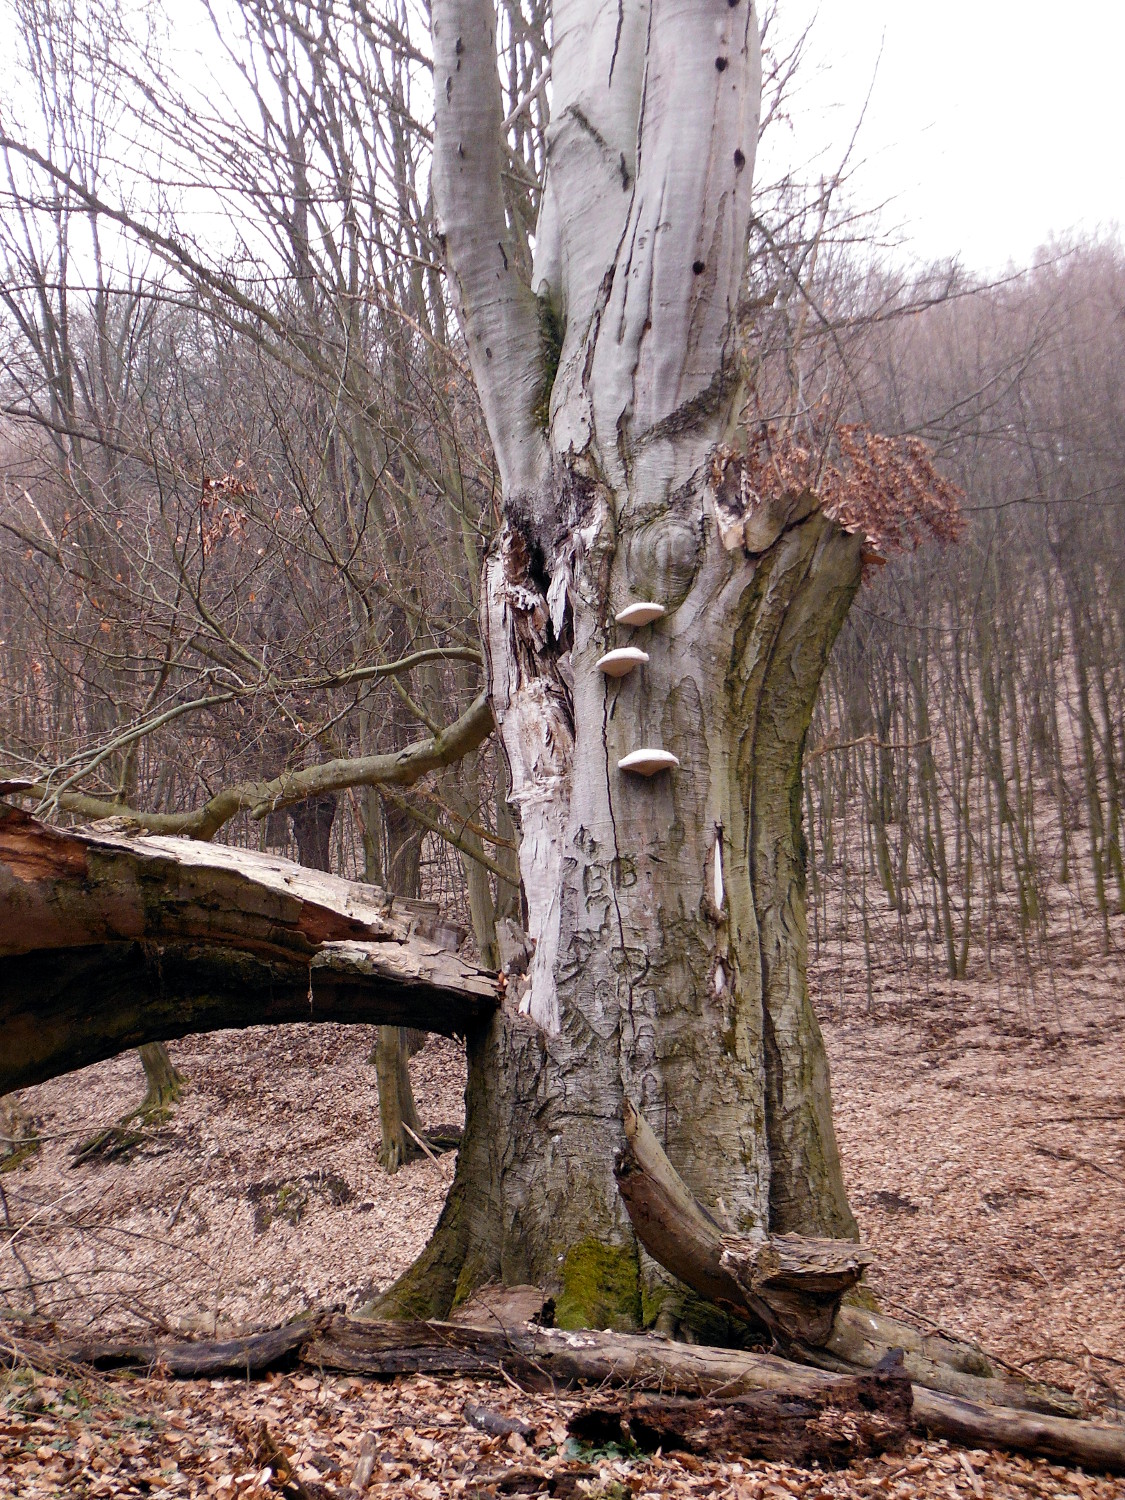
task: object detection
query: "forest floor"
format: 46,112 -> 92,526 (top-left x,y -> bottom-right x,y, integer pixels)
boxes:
1,938 -> 1123,1499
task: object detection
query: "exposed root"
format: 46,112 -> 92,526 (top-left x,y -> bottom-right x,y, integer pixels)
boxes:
70,1044 -> 185,1166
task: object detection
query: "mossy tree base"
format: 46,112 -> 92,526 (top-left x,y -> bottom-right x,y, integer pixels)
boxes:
71,1042 -> 186,1166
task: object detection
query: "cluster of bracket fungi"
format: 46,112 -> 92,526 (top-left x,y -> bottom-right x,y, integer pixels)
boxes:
598,604 -> 681,778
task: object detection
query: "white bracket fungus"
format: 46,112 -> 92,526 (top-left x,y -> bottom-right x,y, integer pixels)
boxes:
596,647 -> 650,677
614,602 -> 667,628
618,749 -> 681,776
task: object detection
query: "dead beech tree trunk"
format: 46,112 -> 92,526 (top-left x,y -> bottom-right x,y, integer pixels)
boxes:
376,0 -> 872,1329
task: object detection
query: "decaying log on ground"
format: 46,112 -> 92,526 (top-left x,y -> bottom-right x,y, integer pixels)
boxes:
0,804 -> 498,1094
812,1304 -> 1085,1418
15,1315 -> 1125,1473
3,1319 -> 310,1377
614,1097 -> 871,1343
568,1351 -> 912,1467
614,1098 -> 1081,1418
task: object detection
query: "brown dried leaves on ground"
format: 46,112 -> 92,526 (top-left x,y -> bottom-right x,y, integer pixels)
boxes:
2,936 -> 1123,1497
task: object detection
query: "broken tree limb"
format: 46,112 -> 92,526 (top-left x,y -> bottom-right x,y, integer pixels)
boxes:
614,1097 -> 871,1344
0,804 -> 498,1094
568,1351 -> 913,1467
810,1304 -> 1085,1419
614,1098 -> 1081,1418
910,1386 -> 1125,1475
18,1316 -> 1125,1474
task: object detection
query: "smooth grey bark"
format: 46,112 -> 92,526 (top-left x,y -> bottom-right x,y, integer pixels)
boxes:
388,0 -> 865,1329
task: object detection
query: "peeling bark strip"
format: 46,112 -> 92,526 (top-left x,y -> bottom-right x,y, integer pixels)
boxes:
0,805 -> 497,1094
27,1318 -> 1125,1475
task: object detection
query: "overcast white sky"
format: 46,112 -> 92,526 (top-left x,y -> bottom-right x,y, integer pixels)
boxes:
760,0 -> 1124,275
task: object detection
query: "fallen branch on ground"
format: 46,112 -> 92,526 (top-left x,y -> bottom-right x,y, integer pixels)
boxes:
8,1315 -> 1123,1474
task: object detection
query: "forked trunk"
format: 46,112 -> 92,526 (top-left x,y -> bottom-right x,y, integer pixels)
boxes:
377,480 -> 863,1327
387,0 -> 865,1328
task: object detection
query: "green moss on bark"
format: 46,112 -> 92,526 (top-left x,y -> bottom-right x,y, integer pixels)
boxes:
555,1239 -> 642,1331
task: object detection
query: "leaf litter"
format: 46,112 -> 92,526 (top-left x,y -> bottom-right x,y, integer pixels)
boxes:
1,931 -> 1123,1498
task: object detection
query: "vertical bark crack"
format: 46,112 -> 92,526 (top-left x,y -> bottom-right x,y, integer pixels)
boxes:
600,672 -> 636,1047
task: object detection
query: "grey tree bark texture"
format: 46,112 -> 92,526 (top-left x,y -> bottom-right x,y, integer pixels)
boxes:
378,0 -> 862,1330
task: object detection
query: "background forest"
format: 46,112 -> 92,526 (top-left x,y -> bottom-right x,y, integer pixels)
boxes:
1,0 -> 1120,1008
1,4 -> 1124,1496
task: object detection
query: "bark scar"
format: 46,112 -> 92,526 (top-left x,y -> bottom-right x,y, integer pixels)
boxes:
599,670 -> 636,1049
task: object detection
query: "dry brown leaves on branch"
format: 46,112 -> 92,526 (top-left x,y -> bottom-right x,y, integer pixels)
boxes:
712,422 -> 965,561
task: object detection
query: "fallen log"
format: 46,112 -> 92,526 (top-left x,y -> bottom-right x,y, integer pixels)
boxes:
614,1097 -> 1081,1419
568,1350 -> 913,1467
2,1319 -> 311,1377
13,1315 -> 1125,1474
0,804 -> 498,1094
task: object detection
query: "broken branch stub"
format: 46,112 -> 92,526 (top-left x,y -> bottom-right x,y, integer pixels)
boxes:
614,1098 -> 869,1345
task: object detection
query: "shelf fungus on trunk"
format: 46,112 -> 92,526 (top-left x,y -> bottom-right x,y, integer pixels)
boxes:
596,647 -> 649,677
617,749 -> 681,777
614,602 -> 667,628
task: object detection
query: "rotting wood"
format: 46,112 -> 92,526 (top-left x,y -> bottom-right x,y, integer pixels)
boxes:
450,1283 -> 557,1331
299,1320 -> 1125,1475
0,804 -> 498,1094
26,1316 -> 1122,1474
567,1350 -> 912,1467
464,1402 -> 536,1441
